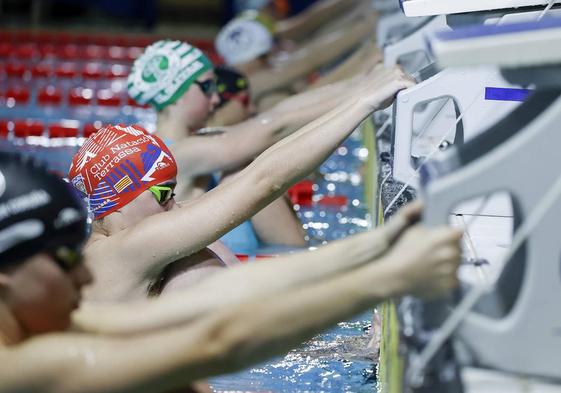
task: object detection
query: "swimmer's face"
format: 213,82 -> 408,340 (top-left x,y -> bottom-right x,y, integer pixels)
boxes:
1,252 -> 92,334
119,179 -> 177,226
169,70 -> 220,132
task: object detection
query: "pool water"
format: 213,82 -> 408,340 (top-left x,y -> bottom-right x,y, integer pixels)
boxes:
211,313 -> 376,393
211,129 -> 377,393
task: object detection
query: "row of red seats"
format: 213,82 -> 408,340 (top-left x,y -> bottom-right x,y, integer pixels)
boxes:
0,119 -> 102,138
0,42 -> 144,62
0,30 -> 215,52
0,119 -> 102,139
1,61 -> 130,80
1,85 -> 148,108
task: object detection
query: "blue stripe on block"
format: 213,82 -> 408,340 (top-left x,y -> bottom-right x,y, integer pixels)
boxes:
485,87 -> 533,102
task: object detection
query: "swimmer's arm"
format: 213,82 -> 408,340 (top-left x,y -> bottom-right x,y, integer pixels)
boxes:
1,262 -> 407,393
307,40 -> 382,89
275,0 -> 356,42
250,195 -> 307,247
73,202 -> 421,335
250,11 -> 377,98
115,68 -> 413,277
171,78 -> 359,177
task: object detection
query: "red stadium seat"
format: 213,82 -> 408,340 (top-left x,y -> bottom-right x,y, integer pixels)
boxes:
126,96 -> 150,109
38,43 -> 58,58
5,62 -> 26,78
49,122 -> 79,138
83,45 -> 108,60
31,63 -> 54,78
106,64 -> 130,79
83,122 -> 103,137
68,87 -> 93,106
14,120 -> 44,138
81,63 -> 104,80
97,89 -> 121,106
55,63 -> 78,78
15,43 -> 38,59
0,43 -> 13,58
5,86 -> 30,105
126,46 -> 143,61
107,46 -> 127,61
57,44 -> 81,60
38,86 -> 63,106
0,120 -> 9,138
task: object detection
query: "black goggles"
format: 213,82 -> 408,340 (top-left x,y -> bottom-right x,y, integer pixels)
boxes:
194,78 -> 218,97
49,245 -> 83,271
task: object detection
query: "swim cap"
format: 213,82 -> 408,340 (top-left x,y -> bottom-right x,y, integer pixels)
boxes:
215,11 -> 275,66
215,66 -> 251,108
68,124 -> 177,219
128,40 -> 214,111
0,153 -> 88,266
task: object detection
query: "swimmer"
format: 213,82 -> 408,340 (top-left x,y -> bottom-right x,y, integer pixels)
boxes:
0,152 -> 462,393
208,65 -> 306,253
0,155 -> 459,393
215,6 -> 378,106
265,0 -> 367,45
77,65 -> 416,302
128,40 -> 379,253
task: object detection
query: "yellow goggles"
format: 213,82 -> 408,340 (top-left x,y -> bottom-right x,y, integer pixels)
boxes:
149,184 -> 175,205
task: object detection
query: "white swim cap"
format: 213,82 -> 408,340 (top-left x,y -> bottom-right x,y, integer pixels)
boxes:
215,12 -> 275,66
127,40 -> 214,110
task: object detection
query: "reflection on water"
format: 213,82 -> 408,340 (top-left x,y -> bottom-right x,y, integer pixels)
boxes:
211,314 -> 377,393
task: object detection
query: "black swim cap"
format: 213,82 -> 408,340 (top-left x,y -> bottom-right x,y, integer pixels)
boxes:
215,66 -> 251,108
0,153 -> 88,266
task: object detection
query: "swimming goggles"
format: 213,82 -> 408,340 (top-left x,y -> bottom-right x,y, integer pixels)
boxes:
149,184 -> 176,205
194,78 -> 218,97
219,91 -> 251,108
49,245 -> 83,271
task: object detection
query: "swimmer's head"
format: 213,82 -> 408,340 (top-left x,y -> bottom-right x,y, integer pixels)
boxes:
68,124 -> 177,220
0,153 -> 92,335
0,153 -> 89,266
128,40 -> 217,114
209,66 -> 255,125
215,11 -> 275,66
216,66 -> 251,108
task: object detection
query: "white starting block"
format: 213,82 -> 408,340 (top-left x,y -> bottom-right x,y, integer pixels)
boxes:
421,16 -> 561,383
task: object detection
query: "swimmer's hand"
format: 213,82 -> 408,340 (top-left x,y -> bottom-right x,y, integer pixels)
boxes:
358,65 -> 416,111
379,224 -> 463,299
381,200 -> 423,245
365,201 -> 422,260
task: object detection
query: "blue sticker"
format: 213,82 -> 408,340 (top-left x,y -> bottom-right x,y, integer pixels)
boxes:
485,87 -> 533,102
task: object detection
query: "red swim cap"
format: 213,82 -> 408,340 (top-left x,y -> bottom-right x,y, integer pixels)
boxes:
69,124 -> 177,219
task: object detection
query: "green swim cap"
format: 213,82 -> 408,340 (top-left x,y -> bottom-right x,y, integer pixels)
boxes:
128,40 -> 214,111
